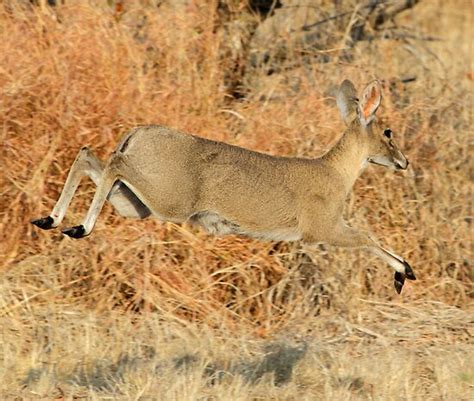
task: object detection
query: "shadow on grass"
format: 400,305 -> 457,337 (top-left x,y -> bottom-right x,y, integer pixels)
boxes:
23,341 -> 308,391
169,341 -> 308,386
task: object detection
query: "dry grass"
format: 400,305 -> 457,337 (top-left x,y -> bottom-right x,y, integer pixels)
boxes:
0,0 -> 472,399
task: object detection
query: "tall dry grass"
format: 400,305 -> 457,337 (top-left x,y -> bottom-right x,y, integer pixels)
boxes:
0,0 -> 472,399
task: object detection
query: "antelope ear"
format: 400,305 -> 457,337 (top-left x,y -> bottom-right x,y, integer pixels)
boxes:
336,79 -> 358,125
358,80 -> 382,126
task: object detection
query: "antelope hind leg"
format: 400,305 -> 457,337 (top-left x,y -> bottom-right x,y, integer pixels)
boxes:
32,147 -> 151,233
61,151 -> 126,239
31,147 -> 100,230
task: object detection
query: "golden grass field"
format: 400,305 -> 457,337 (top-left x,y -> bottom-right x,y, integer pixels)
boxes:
0,1 -> 472,399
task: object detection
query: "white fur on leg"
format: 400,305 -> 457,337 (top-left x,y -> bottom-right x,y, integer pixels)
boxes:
372,247 -> 406,273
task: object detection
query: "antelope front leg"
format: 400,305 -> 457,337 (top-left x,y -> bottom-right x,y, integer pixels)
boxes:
31,147 -> 104,230
326,224 -> 416,293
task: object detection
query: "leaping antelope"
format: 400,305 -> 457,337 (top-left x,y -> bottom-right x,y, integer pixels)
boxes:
32,79 -> 416,293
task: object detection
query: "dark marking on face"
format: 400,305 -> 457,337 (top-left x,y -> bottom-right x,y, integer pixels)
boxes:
119,134 -> 133,153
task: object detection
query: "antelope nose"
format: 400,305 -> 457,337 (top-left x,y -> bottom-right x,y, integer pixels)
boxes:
396,159 -> 408,170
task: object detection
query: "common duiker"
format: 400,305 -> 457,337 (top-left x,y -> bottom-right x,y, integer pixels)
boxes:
32,79 -> 416,293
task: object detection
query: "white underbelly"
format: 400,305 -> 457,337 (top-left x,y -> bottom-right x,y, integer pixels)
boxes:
189,211 -> 301,242
249,228 -> 302,242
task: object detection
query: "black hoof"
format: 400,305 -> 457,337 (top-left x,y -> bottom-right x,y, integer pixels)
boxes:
394,272 -> 405,294
403,261 -> 417,281
31,216 -> 55,230
62,225 -> 86,239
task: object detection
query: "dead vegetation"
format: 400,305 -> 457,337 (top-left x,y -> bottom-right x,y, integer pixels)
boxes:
0,0 -> 472,399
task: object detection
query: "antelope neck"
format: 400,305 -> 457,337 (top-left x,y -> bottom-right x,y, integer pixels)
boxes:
322,127 -> 370,192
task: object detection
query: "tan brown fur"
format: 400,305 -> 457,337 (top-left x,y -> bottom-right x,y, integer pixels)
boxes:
32,80 -> 416,292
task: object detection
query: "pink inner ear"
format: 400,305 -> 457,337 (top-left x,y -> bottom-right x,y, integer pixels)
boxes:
362,86 -> 379,119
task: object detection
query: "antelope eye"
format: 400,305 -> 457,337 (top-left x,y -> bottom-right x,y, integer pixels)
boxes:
383,129 -> 392,139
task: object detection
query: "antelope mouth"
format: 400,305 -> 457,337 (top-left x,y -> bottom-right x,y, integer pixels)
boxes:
368,158 -> 409,170
368,158 -> 388,168
394,159 -> 409,170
